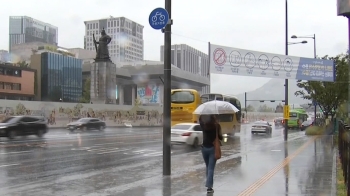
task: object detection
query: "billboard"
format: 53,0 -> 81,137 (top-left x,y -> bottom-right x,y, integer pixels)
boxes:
337,0 -> 350,16
209,44 -> 335,82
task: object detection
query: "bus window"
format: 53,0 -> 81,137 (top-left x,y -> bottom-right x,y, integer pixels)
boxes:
227,98 -> 242,122
208,94 -> 215,101
217,114 -> 233,122
201,94 -> 209,103
171,91 -> 195,103
215,94 -> 223,101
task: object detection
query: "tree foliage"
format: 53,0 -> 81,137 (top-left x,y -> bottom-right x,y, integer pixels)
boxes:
295,54 -> 349,118
275,103 -> 283,113
16,61 -> 29,68
242,104 -> 255,112
258,104 -> 274,112
80,78 -> 91,103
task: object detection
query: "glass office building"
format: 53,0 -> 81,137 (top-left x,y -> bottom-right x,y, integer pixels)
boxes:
9,16 -> 58,51
41,52 -> 82,102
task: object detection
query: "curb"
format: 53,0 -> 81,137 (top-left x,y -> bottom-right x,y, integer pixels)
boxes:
48,126 -> 163,129
331,147 -> 337,196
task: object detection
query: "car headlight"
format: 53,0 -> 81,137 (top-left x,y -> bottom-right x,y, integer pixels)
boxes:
0,126 -> 7,129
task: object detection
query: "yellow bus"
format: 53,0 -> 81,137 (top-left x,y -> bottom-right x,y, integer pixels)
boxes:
171,89 -> 202,126
200,93 -> 242,136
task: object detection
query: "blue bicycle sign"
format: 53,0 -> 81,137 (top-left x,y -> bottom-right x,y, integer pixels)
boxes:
149,8 -> 169,30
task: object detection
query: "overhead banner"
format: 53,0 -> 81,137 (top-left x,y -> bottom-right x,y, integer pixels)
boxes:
209,44 -> 335,82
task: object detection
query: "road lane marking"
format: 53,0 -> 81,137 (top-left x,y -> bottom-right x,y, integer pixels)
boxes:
87,148 -> 118,152
91,142 -> 124,146
97,149 -> 130,155
144,151 -> 174,156
0,163 -> 20,167
0,133 -> 161,148
0,151 -> 31,155
237,136 -> 318,196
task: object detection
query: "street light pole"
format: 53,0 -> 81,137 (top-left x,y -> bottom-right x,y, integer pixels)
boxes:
284,0 -> 289,142
245,92 -> 247,120
291,34 -> 317,122
313,34 -> 316,59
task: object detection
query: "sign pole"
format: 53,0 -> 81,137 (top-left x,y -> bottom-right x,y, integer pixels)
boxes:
163,0 -> 172,176
148,3 -> 171,176
284,0 -> 289,141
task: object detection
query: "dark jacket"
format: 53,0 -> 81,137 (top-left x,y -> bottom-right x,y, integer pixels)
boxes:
200,123 -> 223,148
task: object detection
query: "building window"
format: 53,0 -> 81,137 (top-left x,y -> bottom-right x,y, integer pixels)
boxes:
0,82 -> 3,89
4,83 -> 11,90
12,83 -> 21,90
4,69 -> 21,77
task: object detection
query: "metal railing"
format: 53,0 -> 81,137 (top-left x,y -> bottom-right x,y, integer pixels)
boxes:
338,121 -> 350,196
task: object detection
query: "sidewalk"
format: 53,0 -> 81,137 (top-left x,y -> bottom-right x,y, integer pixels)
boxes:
90,135 -> 337,196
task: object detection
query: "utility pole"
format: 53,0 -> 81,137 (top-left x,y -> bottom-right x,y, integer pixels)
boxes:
163,0 -> 172,176
244,92 -> 247,120
284,0 -> 289,141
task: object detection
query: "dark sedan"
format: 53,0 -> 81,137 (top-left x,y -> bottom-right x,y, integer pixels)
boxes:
0,116 -> 48,139
67,118 -> 106,132
251,121 -> 272,135
274,117 -> 284,128
300,120 -> 313,131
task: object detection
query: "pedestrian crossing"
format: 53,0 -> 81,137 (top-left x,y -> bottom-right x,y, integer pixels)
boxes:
71,146 -> 172,157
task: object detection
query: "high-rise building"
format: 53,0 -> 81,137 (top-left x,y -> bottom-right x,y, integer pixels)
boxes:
160,44 -> 210,94
9,16 -> 58,52
0,50 -> 10,62
31,52 -> 82,102
84,17 -> 144,63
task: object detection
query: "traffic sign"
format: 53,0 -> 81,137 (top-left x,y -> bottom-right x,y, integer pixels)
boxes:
283,105 -> 290,119
149,8 -> 169,30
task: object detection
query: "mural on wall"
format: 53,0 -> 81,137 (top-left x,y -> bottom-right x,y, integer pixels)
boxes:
137,84 -> 160,105
0,100 -> 163,128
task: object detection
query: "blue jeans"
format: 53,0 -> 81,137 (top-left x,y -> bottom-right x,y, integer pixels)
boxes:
201,146 -> 217,188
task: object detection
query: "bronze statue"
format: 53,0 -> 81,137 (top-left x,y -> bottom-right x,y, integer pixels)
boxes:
93,28 -> 112,61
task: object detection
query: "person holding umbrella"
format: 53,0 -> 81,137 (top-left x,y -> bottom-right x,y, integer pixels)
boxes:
199,114 -> 223,194
193,100 -> 239,193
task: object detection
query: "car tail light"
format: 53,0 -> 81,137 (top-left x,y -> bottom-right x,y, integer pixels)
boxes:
181,132 -> 191,136
282,120 -> 284,123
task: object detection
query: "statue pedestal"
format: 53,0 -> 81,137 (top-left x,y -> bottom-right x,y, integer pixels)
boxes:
90,61 -> 116,104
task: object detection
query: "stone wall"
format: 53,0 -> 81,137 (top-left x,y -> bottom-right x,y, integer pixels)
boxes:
0,100 -> 162,128
0,100 -> 281,128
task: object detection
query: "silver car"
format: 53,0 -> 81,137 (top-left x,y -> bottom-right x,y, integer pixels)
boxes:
251,121 -> 272,135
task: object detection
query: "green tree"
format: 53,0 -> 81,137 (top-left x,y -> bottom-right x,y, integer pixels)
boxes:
80,78 -> 91,103
17,61 -> 29,68
243,104 -> 255,112
295,54 -> 349,119
258,104 -> 274,112
275,103 -> 283,113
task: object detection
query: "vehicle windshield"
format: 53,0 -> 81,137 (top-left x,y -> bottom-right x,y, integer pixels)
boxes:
171,124 -> 192,130
253,121 -> 268,126
289,112 -> 298,119
1,116 -> 20,123
171,91 -> 195,103
77,118 -> 90,122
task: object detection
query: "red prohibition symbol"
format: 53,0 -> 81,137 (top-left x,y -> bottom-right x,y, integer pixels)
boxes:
213,48 -> 226,66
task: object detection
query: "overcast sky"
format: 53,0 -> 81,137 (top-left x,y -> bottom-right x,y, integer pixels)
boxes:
0,0 -> 347,94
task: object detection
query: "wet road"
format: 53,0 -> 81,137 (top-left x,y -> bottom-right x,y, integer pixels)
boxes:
0,124 -> 303,195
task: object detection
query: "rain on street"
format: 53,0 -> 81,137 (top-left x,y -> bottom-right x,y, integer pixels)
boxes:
0,124 -> 305,195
